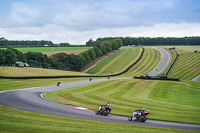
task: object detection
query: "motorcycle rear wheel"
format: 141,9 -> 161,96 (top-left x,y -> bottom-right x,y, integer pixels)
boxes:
103,111 -> 108,116
139,115 -> 147,122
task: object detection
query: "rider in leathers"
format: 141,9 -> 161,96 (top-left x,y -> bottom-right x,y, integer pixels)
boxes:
98,103 -> 112,113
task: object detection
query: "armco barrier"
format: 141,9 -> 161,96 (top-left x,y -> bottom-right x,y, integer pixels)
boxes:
165,53 -> 179,77
1,47 -> 145,79
134,76 -> 179,81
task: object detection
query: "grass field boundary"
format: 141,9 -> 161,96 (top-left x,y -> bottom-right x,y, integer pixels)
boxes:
0,48 -> 144,79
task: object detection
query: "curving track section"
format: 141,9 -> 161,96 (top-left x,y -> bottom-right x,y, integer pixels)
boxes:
0,47 -> 199,131
147,47 -> 170,76
0,79 -> 200,131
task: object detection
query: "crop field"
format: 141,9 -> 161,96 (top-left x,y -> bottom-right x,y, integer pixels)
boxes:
87,46 -> 141,75
44,78 -> 200,124
1,47 -> 91,53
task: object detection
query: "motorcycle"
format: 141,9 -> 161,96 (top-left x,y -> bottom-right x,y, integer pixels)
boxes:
128,109 -> 149,122
95,106 -> 111,116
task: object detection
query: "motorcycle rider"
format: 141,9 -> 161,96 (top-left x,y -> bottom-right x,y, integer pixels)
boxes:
142,108 -> 147,112
98,103 -> 112,113
132,108 -> 147,120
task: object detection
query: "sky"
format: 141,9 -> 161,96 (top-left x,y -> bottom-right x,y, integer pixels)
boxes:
0,0 -> 200,45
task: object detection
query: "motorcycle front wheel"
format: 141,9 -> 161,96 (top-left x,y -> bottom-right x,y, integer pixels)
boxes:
139,115 -> 147,122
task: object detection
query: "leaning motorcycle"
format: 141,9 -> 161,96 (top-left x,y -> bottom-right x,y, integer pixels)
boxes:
95,106 -> 110,116
128,109 -> 149,122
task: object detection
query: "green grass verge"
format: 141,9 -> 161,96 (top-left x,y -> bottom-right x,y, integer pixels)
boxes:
44,78 -> 200,124
87,46 -> 141,75
0,67 -> 89,77
0,105 -> 197,133
1,47 -> 91,53
0,78 -> 89,91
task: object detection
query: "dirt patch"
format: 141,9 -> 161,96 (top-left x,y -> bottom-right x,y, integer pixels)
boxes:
43,50 -> 85,56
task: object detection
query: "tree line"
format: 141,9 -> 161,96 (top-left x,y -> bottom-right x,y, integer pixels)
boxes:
0,38 -> 122,71
0,38 -> 54,48
86,36 -> 200,46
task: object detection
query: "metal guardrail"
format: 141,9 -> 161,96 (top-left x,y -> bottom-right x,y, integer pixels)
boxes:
165,53 -> 179,77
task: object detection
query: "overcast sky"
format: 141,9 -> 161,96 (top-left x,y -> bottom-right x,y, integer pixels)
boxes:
0,0 -> 200,45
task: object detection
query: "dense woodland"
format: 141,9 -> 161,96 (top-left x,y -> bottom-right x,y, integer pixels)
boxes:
0,38 -> 122,71
86,36 -> 200,46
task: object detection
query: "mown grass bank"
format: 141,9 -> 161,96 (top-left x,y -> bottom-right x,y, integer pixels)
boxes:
44,78 -> 200,124
0,78 -> 90,91
119,47 -> 161,77
0,67 -> 89,77
159,46 -> 200,80
0,105 -> 196,133
87,46 -> 141,75
87,47 -> 161,77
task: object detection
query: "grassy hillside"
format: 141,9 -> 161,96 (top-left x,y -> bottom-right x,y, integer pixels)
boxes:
44,78 -> 200,124
0,105 -> 194,133
87,46 -> 141,75
1,46 -> 199,132
159,46 -> 200,80
119,47 -> 161,77
87,47 -> 161,77
0,67 -> 89,77
1,47 -> 91,53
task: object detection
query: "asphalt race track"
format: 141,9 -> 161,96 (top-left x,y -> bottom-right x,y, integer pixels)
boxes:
0,47 -> 199,131
192,75 -> 200,82
0,79 -> 200,131
148,47 -> 170,76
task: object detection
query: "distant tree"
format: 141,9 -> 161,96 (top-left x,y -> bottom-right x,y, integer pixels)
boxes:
9,48 -> 27,63
114,38 -> 123,48
25,52 -> 49,68
93,46 -> 103,57
5,48 -> 17,65
0,37 -> 8,47
60,43 -> 70,47
88,48 -> 96,60
80,51 -> 91,63
0,49 -> 5,65
86,38 -> 95,46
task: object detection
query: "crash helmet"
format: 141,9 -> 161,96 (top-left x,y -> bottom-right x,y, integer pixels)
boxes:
142,108 -> 146,111
107,103 -> 111,107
